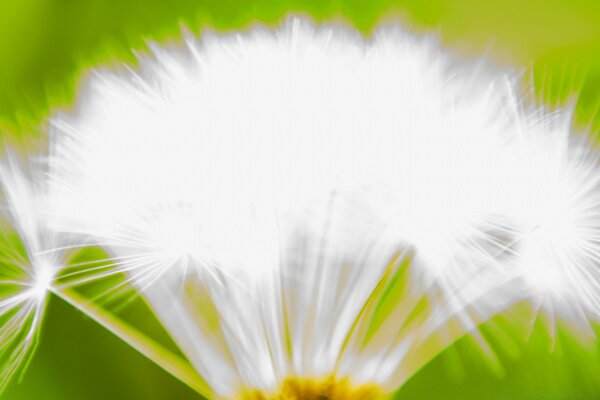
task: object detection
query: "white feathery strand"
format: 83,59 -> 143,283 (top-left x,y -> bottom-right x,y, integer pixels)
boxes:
0,156 -> 60,391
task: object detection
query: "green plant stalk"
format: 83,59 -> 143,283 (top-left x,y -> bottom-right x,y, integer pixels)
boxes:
50,286 -> 212,398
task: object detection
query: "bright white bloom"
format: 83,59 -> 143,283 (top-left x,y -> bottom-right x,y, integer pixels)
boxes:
0,156 -> 60,391
506,109 -> 600,333
42,18 -> 600,398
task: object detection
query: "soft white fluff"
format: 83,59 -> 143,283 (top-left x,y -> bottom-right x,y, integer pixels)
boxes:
42,18 -> 600,396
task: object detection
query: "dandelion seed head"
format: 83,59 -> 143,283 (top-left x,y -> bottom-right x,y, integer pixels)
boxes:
42,17 -> 600,397
506,116 -> 600,321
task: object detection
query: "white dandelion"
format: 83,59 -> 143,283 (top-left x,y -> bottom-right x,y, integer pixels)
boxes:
15,16 -> 600,398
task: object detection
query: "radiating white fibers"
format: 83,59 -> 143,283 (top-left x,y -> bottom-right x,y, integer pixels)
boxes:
0,156 -> 62,391
1,17 -> 597,397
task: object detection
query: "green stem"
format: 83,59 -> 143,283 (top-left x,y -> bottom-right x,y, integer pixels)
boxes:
50,287 -> 212,399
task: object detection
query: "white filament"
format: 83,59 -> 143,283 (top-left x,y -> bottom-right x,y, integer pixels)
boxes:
0,157 -> 60,391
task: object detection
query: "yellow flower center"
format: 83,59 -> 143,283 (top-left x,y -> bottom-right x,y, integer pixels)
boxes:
240,377 -> 383,400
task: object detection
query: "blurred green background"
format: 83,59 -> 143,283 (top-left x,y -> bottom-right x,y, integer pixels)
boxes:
1,0 -> 600,399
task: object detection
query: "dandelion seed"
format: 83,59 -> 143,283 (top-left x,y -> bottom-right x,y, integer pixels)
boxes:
0,156 -> 61,391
